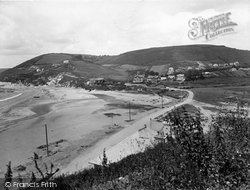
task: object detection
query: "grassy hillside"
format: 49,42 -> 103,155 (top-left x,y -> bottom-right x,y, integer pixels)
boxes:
99,45 -> 250,68
0,53 -> 128,83
0,68 -> 9,73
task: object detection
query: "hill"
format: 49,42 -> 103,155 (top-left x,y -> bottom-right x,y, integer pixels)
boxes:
0,53 -> 128,85
98,44 -> 250,71
0,68 -> 9,73
0,45 -> 250,86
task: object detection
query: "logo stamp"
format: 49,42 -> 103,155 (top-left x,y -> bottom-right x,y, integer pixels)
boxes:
188,12 -> 237,41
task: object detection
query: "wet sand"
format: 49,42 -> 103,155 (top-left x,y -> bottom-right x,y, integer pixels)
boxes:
0,85 -> 172,178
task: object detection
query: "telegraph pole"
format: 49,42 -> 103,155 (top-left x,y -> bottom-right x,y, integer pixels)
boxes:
128,101 -> 131,121
44,123 -> 49,156
161,95 -> 163,108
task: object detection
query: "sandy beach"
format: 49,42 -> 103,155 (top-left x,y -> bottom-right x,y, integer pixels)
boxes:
0,83 -> 172,178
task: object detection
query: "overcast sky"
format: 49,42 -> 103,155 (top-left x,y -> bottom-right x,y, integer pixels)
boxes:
0,0 -> 249,68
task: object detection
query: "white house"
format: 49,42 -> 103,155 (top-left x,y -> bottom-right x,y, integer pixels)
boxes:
168,67 -> 174,74
234,61 -> 240,66
133,74 -> 145,83
168,75 -> 175,80
146,75 -> 160,83
88,78 -> 105,86
160,77 -> 167,81
63,60 -> 70,64
176,74 -> 185,81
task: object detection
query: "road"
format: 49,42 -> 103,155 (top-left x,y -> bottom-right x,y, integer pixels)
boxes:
59,89 -> 194,175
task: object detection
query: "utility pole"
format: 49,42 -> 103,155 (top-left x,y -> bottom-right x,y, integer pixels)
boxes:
44,123 -> 49,156
111,115 -> 113,126
161,95 -> 163,108
128,101 -> 131,121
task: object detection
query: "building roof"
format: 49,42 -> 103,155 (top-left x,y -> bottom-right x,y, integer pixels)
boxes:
134,75 -> 145,78
90,78 -> 104,81
147,75 -> 160,79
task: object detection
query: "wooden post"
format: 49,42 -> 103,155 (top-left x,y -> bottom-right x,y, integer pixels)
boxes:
128,101 -> 131,121
161,95 -> 163,108
45,123 -> 49,156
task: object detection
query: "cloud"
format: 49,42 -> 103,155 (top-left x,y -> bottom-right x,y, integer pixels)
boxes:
0,0 -> 249,68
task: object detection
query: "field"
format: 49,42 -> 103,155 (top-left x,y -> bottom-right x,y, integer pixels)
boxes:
186,77 -> 250,88
192,86 -> 250,105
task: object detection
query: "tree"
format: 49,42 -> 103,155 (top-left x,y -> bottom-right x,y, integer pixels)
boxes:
4,161 -> 12,190
30,172 -> 37,183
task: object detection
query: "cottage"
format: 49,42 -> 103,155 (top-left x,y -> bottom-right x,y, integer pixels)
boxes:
133,74 -> 145,83
234,61 -> 240,66
160,77 -> 167,81
203,72 -> 213,78
154,121 -> 172,143
199,65 -> 206,70
176,74 -> 185,82
168,67 -> 174,74
88,78 -> 105,86
63,60 -> 70,64
146,75 -> 160,83
175,68 -> 182,73
167,75 -> 175,80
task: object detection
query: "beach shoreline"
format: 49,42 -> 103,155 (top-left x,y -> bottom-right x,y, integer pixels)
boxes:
0,84 -> 173,178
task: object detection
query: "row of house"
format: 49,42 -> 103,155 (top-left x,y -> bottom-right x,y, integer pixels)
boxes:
87,78 -> 105,86
133,73 -> 185,84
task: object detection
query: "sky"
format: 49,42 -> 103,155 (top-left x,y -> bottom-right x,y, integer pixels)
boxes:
0,0 -> 250,68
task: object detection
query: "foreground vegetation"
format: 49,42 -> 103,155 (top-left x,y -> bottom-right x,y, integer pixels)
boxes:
4,105 -> 250,189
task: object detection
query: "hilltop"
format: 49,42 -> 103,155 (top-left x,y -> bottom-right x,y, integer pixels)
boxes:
100,44 -> 250,67
0,44 -> 250,86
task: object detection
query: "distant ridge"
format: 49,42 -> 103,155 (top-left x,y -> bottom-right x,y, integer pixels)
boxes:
99,44 -> 250,67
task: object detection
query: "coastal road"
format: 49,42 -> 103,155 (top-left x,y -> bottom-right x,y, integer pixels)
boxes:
60,89 -> 194,175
